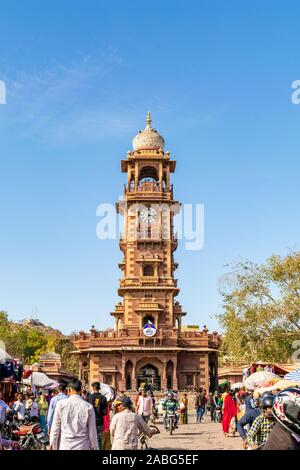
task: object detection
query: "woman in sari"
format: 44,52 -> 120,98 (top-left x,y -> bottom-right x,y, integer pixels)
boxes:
222,390 -> 237,437
180,394 -> 188,424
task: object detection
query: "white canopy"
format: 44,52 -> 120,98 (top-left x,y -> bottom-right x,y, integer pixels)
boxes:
99,382 -> 115,401
23,371 -> 56,388
245,371 -> 279,390
0,348 -> 14,363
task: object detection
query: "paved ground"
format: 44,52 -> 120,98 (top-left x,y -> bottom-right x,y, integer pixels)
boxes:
149,411 -> 243,450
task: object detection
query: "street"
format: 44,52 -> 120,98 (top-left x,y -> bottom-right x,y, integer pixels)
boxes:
149,410 -> 243,450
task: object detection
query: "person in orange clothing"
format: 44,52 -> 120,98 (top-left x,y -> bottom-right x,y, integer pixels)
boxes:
180,393 -> 188,424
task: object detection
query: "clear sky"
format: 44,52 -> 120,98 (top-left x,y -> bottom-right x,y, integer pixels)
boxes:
0,0 -> 299,334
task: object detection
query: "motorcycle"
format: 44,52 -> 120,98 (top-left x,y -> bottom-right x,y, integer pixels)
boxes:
150,405 -> 158,424
164,411 -> 178,435
11,423 -> 49,450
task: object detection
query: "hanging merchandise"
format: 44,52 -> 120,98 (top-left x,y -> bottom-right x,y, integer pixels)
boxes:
0,361 -> 14,379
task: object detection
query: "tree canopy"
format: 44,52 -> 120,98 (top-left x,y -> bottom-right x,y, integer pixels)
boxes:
218,251 -> 300,363
0,311 -> 78,373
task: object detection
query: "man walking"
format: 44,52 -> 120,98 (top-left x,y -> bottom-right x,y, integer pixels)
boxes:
50,380 -> 98,450
136,389 -> 152,423
47,383 -> 68,431
110,396 -> 156,450
88,381 -> 107,450
194,388 -> 206,423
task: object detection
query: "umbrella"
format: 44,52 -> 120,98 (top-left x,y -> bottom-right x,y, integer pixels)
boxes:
245,371 -> 279,390
256,379 -> 300,395
284,368 -> 300,382
0,348 -> 14,363
260,376 -> 281,388
230,382 -> 244,390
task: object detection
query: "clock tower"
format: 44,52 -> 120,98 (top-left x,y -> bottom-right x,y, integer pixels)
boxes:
73,113 -> 221,393
116,112 -> 183,334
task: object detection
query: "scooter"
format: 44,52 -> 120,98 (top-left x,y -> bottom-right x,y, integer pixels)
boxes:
12,423 -> 49,450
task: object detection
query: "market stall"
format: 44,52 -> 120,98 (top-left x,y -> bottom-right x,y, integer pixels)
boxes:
0,348 -> 23,401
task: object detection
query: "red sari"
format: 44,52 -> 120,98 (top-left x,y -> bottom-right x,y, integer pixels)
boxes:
222,394 -> 237,434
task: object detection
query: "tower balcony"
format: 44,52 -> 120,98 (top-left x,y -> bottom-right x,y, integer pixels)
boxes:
120,231 -> 177,246
124,183 -> 173,200
140,275 -> 159,285
119,277 -> 178,288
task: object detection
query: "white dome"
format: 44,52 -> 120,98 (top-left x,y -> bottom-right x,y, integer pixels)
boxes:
132,112 -> 165,151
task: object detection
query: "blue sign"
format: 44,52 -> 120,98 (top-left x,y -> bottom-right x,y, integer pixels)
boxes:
143,322 -> 156,337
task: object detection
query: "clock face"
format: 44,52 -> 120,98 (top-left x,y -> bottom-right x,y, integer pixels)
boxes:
140,207 -> 157,223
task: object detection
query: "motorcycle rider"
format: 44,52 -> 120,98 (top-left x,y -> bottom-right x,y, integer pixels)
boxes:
162,392 -> 179,430
246,394 -> 275,449
263,388 -> 300,450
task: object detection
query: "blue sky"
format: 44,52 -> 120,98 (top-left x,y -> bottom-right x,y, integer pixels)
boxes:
0,0 -> 299,334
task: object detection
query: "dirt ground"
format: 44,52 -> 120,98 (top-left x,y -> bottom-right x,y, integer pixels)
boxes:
149,410 -> 244,450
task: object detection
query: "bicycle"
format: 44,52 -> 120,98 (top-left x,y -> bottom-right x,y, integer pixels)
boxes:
139,425 -> 160,450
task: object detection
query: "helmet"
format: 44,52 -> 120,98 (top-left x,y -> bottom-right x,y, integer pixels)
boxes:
261,394 -> 274,409
273,388 -> 300,437
167,392 -> 173,398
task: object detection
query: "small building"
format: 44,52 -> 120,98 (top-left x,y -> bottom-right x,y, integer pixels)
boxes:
39,352 -> 77,384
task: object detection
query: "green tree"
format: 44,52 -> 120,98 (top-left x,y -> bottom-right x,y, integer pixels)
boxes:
217,251 -> 300,363
0,312 -> 78,372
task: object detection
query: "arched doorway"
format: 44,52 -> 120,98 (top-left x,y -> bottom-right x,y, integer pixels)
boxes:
137,364 -> 161,391
166,360 -> 173,390
209,360 -> 217,392
125,360 -> 133,391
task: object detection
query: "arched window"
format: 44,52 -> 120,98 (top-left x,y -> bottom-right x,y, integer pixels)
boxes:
139,166 -> 158,184
143,265 -> 154,276
144,315 -> 154,325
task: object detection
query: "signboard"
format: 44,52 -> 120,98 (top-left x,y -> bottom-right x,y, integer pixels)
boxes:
143,322 -> 156,337
182,325 -> 200,330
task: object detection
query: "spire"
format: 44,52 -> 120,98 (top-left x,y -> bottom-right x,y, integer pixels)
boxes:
132,112 -> 165,150
146,111 -> 152,128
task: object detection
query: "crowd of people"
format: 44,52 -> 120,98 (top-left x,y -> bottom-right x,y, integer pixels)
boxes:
217,386 -> 300,450
1,380 -> 300,451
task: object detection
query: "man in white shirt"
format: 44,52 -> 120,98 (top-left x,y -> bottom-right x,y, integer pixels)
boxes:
110,396 -> 155,450
137,390 -> 153,423
50,380 -> 98,450
13,393 -> 26,422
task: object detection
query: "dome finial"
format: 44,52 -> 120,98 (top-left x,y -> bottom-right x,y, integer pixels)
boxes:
132,112 -> 165,151
146,111 -> 152,128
